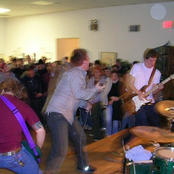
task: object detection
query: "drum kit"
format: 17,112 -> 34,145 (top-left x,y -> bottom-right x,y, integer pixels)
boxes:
126,100 -> 174,174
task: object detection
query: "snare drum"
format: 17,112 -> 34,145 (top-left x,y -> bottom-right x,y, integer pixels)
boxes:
153,147 -> 174,174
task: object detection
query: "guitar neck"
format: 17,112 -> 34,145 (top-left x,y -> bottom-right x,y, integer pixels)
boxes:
145,77 -> 171,97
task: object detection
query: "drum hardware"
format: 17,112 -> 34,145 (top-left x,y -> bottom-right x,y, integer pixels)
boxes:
130,126 -> 174,143
126,160 -> 153,166
151,142 -> 160,148
155,100 -> 174,118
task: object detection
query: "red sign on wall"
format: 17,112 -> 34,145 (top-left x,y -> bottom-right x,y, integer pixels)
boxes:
163,21 -> 173,28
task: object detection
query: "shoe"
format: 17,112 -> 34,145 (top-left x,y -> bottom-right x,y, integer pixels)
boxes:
101,127 -> 106,131
94,136 -> 104,141
77,165 -> 96,173
88,126 -> 92,130
84,125 -> 88,130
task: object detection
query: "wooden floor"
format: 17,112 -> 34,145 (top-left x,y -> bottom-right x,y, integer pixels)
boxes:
0,128 -> 156,174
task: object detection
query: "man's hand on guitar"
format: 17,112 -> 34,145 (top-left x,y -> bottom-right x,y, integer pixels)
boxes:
137,91 -> 146,101
153,83 -> 164,95
110,96 -> 120,102
157,83 -> 164,90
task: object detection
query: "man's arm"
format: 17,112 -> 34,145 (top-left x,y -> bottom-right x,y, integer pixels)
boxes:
127,74 -> 145,100
32,121 -> 46,148
152,83 -> 164,95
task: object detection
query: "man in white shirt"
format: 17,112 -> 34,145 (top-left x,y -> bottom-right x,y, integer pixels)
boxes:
127,48 -> 163,126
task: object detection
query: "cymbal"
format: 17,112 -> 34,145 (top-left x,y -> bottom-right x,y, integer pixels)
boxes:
130,126 -> 174,143
155,100 -> 174,118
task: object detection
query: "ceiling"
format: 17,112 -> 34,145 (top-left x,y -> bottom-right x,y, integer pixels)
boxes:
0,0 -> 173,18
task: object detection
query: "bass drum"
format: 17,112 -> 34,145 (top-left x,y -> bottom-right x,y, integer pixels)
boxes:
153,147 -> 174,174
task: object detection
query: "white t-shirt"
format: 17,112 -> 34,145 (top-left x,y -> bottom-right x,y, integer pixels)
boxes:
129,63 -> 161,102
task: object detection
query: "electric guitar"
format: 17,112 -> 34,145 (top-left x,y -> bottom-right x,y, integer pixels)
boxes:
120,74 -> 174,114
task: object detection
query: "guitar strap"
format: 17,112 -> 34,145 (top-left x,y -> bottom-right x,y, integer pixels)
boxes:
144,66 -> 156,91
0,95 -> 41,163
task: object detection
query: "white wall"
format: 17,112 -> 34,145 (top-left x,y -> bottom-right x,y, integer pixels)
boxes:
0,19 -> 6,54
3,2 -> 174,63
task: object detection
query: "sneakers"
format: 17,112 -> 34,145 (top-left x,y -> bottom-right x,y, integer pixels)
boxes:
94,138 -> 100,142
77,165 -> 96,173
101,127 -> 106,131
84,125 -> 89,130
89,133 -> 94,137
83,125 -> 92,130
87,126 -> 92,130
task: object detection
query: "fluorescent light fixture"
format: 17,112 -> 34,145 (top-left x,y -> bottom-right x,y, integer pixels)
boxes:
0,8 -> 11,13
31,1 -> 54,5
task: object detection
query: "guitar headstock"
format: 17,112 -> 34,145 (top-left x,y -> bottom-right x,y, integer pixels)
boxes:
170,74 -> 174,79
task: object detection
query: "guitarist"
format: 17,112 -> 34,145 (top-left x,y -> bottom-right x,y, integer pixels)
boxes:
127,48 -> 164,127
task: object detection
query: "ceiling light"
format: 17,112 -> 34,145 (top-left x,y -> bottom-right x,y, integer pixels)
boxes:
31,1 -> 54,5
0,8 -> 11,13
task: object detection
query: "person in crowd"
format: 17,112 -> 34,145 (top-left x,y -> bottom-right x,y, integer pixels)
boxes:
41,61 -> 65,124
25,55 -> 33,68
41,56 -> 48,64
10,57 -> 18,69
11,58 -> 26,80
101,70 -> 125,136
0,63 -> 19,84
20,65 -> 47,125
0,58 -> 5,72
62,56 -> 72,70
103,67 -> 111,82
44,48 -> 105,174
87,66 -> 106,141
111,64 -> 119,71
42,63 -> 55,85
127,48 -> 164,126
86,62 -> 94,83
0,78 -> 45,174
115,59 -> 125,74
36,59 -> 48,77
93,60 -> 101,68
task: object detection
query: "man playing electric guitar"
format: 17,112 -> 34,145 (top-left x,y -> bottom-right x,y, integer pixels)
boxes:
127,48 -> 164,127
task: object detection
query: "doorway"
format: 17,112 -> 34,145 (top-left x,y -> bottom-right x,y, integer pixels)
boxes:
56,38 -> 80,61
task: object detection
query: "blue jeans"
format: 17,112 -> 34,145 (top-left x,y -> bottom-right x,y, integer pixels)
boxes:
122,112 -> 135,130
79,108 -> 93,127
104,105 -> 120,136
135,104 -> 160,127
91,102 -> 104,139
0,145 -> 42,174
45,112 -> 89,174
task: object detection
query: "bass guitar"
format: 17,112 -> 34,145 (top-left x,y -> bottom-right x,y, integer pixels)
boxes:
120,74 -> 174,114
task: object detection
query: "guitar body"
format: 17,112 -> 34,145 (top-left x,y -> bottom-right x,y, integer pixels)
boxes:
120,91 -> 137,114
121,94 -> 151,114
132,96 -> 151,112
22,140 -> 42,163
